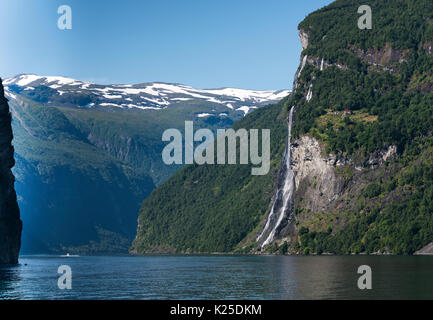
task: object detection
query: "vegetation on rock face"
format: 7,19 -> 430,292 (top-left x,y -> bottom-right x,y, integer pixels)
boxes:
289,0 -> 433,255
293,0 -> 433,155
297,137 -> 433,255
299,0 -> 433,66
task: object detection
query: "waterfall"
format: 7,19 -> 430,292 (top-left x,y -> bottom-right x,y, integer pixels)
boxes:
256,53 -> 307,247
256,106 -> 296,247
299,55 -> 308,75
293,55 -> 307,89
306,84 -> 313,102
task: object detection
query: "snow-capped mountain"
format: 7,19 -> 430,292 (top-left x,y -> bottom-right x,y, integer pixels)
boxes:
4,74 -> 290,115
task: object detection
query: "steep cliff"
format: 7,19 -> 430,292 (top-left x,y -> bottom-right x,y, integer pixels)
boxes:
273,0 -> 433,255
0,78 -> 22,264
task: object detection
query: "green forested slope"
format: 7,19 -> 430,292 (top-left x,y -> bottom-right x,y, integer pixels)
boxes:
131,99 -> 289,253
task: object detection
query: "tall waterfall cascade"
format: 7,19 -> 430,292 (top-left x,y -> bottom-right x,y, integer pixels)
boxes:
256,106 -> 296,247
256,54 -> 309,247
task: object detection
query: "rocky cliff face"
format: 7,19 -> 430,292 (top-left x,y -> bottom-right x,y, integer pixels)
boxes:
291,136 -> 345,214
291,136 -> 397,212
298,28 -> 309,50
285,134 -> 397,240
0,78 -> 22,264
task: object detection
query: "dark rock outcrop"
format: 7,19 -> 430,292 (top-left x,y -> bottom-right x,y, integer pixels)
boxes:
350,43 -> 410,73
351,43 -> 409,65
0,78 -> 22,264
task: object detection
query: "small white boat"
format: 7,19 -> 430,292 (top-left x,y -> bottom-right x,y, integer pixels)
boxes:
60,253 -> 80,257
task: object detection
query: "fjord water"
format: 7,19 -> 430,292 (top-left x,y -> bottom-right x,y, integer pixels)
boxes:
1,255 -> 433,300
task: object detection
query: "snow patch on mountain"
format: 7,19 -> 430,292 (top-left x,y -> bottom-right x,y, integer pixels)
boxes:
197,113 -> 212,118
236,106 -> 257,115
5,74 -> 291,113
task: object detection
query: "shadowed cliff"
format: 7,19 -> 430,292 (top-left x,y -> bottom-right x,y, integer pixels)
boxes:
0,78 -> 22,264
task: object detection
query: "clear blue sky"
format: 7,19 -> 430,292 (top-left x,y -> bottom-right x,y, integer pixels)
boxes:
1,0 -> 333,90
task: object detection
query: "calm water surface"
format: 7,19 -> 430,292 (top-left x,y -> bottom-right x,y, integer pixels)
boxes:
1,255 -> 433,299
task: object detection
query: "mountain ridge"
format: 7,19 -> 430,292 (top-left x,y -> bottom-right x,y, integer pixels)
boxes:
5,74 -> 289,115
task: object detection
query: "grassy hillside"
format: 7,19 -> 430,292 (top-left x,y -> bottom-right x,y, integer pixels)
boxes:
131,99 -> 289,253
